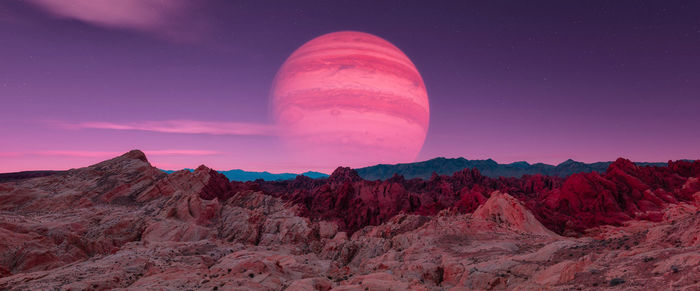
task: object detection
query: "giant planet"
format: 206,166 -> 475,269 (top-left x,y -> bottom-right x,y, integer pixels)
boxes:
271,31 -> 430,169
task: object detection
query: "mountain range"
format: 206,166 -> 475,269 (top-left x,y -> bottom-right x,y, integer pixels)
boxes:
164,157 -> 668,182
161,168 -> 329,182
0,170 -> 62,183
355,157 -> 668,180
2,157 -> 670,183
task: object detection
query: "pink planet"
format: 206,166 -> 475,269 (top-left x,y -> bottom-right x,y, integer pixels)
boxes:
271,31 -> 430,169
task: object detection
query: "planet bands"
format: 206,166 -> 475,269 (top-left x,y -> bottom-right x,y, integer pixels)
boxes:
271,31 -> 430,168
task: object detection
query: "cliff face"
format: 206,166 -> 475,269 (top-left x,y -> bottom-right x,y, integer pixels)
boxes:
0,151 -> 698,290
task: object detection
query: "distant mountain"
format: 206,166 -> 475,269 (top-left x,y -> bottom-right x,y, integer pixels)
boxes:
162,168 -> 328,182
0,170 -> 65,183
354,157 -> 668,180
0,158 -> 667,183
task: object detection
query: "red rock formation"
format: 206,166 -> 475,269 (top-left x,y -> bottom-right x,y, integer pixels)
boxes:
531,158 -> 699,234
256,158 -> 698,236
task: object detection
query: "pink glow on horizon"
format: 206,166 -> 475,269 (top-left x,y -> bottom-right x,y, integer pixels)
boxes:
0,149 -> 221,159
38,150 -> 221,157
0,150 -> 222,172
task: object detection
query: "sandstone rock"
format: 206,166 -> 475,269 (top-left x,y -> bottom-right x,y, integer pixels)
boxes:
286,277 -> 333,291
319,221 -> 340,239
473,191 -> 556,236
1,151 -> 699,290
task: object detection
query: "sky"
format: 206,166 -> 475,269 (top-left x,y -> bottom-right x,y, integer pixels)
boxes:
1,0 -> 699,173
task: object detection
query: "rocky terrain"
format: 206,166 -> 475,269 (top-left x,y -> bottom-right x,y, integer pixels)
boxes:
0,150 -> 698,290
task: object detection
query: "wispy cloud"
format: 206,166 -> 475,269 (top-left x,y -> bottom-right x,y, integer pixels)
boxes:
26,0 -> 198,41
145,150 -> 222,156
35,150 -> 120,158
60,120 -> 278,136
1,150 -> 222,158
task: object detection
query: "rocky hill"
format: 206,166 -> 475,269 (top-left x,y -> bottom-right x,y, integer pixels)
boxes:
0,150 -> 698,290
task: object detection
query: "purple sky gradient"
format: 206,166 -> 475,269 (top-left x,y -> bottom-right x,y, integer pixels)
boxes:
1,1 -> 699,173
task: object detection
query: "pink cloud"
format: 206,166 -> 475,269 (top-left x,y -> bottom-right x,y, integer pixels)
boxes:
1,150 -> 221,158
145,150 -> 222,156
0,150 -> 223,172
63,120 -> 278,136
26,0 -> 195,40
35,150 -> 120,158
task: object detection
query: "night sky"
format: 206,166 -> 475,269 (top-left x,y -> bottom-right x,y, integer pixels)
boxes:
1,0 -> 699,173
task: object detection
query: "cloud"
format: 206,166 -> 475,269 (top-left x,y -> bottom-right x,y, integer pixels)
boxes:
144,150 -> 222,156
0,150 -> 221,158
35,150 -> 120,158
42,150 -> 221,157
63,120 -> 278,136
26,0 -> 195,40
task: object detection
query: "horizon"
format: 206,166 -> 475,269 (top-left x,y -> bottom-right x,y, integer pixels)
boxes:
1,149 -> 688,173
1,1 -> 699,173
152,155 -> 681,175
0,149 -> 682,175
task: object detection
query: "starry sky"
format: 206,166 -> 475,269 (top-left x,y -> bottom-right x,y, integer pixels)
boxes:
1,0 -> 699,173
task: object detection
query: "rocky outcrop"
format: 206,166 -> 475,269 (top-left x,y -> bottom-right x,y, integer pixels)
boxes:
533,158 -> 700,234
472,191 -> 556,236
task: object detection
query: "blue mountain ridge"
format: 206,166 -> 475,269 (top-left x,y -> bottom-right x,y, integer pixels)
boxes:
354,157 -> 668,180
160,157 -> 670,182
160,168 -> 329,182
